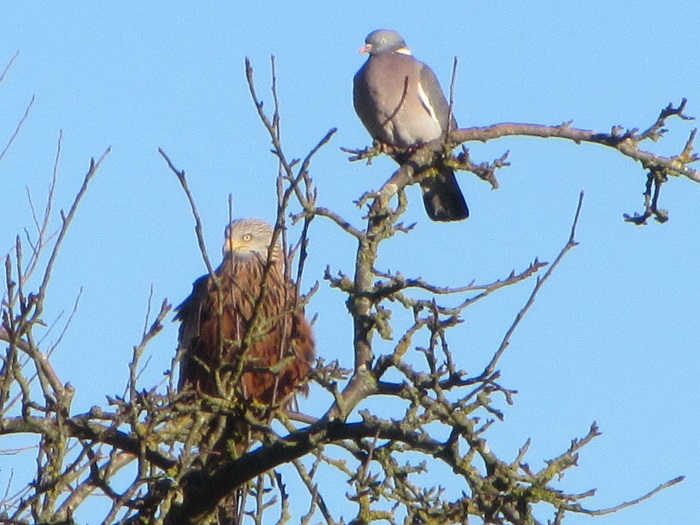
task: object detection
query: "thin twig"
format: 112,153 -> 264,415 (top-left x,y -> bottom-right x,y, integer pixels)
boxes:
0,95 -> 34,164
34,148 -> 111,312
582,476 -> 685,516
158,148 -> 217,279
0,51 -> 19,84
480,191 -> 584,378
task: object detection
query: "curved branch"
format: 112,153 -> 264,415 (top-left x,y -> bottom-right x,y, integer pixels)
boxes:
166,417 -> 445,524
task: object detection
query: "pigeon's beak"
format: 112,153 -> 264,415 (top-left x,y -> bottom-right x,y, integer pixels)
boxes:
359,43 -> 372,54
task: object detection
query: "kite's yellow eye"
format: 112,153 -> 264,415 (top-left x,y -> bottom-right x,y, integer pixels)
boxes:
242,233 -> 253,242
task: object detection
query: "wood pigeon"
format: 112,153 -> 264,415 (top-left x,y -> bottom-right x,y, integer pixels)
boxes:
353,29 -> 469,221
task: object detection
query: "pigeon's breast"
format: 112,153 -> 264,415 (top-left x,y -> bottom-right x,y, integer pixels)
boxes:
354,54 -> 443,148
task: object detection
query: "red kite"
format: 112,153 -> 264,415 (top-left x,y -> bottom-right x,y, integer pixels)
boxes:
175,218 -> 314,409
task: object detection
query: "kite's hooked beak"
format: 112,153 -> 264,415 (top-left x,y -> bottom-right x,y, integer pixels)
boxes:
223,238 -> 244,255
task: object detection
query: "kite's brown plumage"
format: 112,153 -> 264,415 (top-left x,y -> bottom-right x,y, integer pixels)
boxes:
175,218 -> 314,409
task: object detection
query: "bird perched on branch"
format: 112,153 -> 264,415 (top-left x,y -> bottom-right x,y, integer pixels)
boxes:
175,218 -> 314,525
175,217 -> 314,412
353,29 -> 469,221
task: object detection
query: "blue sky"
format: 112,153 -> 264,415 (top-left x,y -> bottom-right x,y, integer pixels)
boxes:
1,2 -> 699,524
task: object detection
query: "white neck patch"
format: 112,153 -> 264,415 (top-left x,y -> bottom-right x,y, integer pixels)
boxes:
395,47 -> 412,55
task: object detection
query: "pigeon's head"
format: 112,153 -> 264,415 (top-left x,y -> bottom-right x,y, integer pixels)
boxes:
360,29 -> 410,56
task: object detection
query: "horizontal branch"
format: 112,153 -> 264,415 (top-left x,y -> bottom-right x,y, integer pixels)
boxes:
449,120 -> 698,182
347,101 -> 698,223
0,415 -> 177,471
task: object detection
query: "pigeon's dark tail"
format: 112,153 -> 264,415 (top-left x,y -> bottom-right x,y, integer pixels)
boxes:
420,165 -> 469,221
